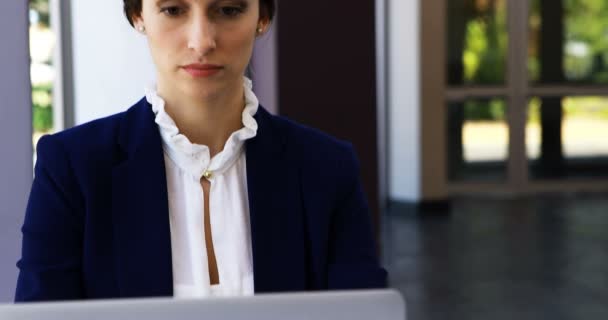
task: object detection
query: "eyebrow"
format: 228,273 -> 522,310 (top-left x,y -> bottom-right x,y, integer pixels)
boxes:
207,0 -> 251,6
155,0 -> 175,7
154,0 -> 250,9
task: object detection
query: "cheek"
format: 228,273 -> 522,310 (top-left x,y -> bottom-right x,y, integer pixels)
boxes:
223,29 -> 257,63
149,32 -> 181,68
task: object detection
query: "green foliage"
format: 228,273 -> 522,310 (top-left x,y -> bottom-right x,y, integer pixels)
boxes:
564,0 -> 608,52
29,0 -> 50,26
32,84 -> 53,132
464,99 -> 506,121
527,96 -> 608,124
527,97 -> 542,124
562,1 -> 608,82
30,0 -> 53,132
462,0 -> 507,84
529,0 -> 608,82
460,0 -> 608,124
461,0 -> 608,84
563,97 -> 608,118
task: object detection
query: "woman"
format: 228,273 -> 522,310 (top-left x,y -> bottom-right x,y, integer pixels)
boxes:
15,0 -> 386,301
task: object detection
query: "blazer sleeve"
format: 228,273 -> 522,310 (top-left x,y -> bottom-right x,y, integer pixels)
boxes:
326,144 -> 388,289
15,134 -> 85,302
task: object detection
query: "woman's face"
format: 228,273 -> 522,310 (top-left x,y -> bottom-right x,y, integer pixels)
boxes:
136,0 -> 264,100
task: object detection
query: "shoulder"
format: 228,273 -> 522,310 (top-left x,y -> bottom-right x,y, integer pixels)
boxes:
266,111 -> 356,160
263,110 -> 360,186
36,99 -> 146,172
44,111 -> 125,152
47,97 -> 150,150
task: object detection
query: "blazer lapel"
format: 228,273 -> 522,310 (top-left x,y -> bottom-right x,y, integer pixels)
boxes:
246,107 -> 307,293
110,103 -> 307,296
111,99 -> 173,297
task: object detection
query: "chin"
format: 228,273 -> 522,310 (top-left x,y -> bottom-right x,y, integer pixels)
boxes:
180,81 -> 223,100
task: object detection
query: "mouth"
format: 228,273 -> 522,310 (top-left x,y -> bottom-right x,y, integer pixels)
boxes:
181,63 -> 224,78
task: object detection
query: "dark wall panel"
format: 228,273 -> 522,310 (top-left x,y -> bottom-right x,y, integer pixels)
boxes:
276,1 -> 379,231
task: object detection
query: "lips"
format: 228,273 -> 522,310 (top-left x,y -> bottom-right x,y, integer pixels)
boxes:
181,63 -> 224,77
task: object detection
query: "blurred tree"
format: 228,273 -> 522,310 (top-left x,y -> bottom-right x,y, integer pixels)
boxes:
30,0 -> 50,26
29,0 -> 53,134
460,0 -> 508,120
564,0 -> 608,82
450,0 -> 508,86
469,0 -> 507,84
531,0 -> 608,82
32,84 -> 53,132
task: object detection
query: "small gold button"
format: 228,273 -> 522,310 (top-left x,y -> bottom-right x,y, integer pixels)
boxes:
203,170 -> 213,179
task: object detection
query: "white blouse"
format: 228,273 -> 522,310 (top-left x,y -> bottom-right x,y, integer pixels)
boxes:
145,77 -> 258,298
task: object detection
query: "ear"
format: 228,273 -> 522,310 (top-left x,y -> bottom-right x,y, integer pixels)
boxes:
132,14 -> 144,29
132,16 -> 147,34
256,18 -> 271,35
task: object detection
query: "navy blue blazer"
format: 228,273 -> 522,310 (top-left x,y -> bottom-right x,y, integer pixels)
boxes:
15,98 -> 387,301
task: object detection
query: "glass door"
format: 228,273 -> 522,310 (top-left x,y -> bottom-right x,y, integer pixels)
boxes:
444,0 -> 608,193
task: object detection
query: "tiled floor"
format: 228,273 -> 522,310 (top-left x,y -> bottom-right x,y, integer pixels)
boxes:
382,194 -> 608,320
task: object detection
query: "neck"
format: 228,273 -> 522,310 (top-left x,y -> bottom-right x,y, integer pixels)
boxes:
158,80 -> 245,157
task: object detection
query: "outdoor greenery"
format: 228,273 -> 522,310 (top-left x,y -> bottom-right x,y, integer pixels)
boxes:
29,0 -> 50,26
457,0 -> 508,121
530,0 -> 608,82
457,0 -> 608,121
563,0 -> 608,82
528,96 -> 608,124
464,99 -> 506,122
462,0 -> 507,84
30,0 -> 53,133
32,84 -> 53,132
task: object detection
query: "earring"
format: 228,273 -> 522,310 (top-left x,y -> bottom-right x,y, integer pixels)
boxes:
138,25 -> 146,33
257,27 -> 264,35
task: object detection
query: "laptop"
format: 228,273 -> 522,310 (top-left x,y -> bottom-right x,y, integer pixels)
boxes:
0,289 -> 405,320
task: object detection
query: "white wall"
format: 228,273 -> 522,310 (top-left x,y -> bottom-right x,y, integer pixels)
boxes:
71,1 -> 155,124
0,1 -> 32,302
388,0 -> 421,202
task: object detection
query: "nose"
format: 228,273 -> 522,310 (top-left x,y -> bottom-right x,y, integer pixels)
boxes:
187,14 -> 217,57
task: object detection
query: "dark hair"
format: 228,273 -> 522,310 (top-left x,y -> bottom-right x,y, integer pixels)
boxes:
123,0 -> 276,27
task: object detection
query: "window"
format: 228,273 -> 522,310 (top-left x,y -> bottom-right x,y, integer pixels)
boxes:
442,0 -> 608,192
29,0 -> 56,149
29,0 -> 71,156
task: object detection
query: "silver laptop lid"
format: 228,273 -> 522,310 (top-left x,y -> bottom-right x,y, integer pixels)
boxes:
1,289 -> 405,320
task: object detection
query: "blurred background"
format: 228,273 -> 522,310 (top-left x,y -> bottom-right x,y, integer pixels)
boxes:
1,0 -> 607,319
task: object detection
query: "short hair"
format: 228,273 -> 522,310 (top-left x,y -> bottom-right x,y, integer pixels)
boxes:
123,0 -> 276,27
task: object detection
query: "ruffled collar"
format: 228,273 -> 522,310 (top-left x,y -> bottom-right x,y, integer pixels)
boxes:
145,77 -> 259,179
